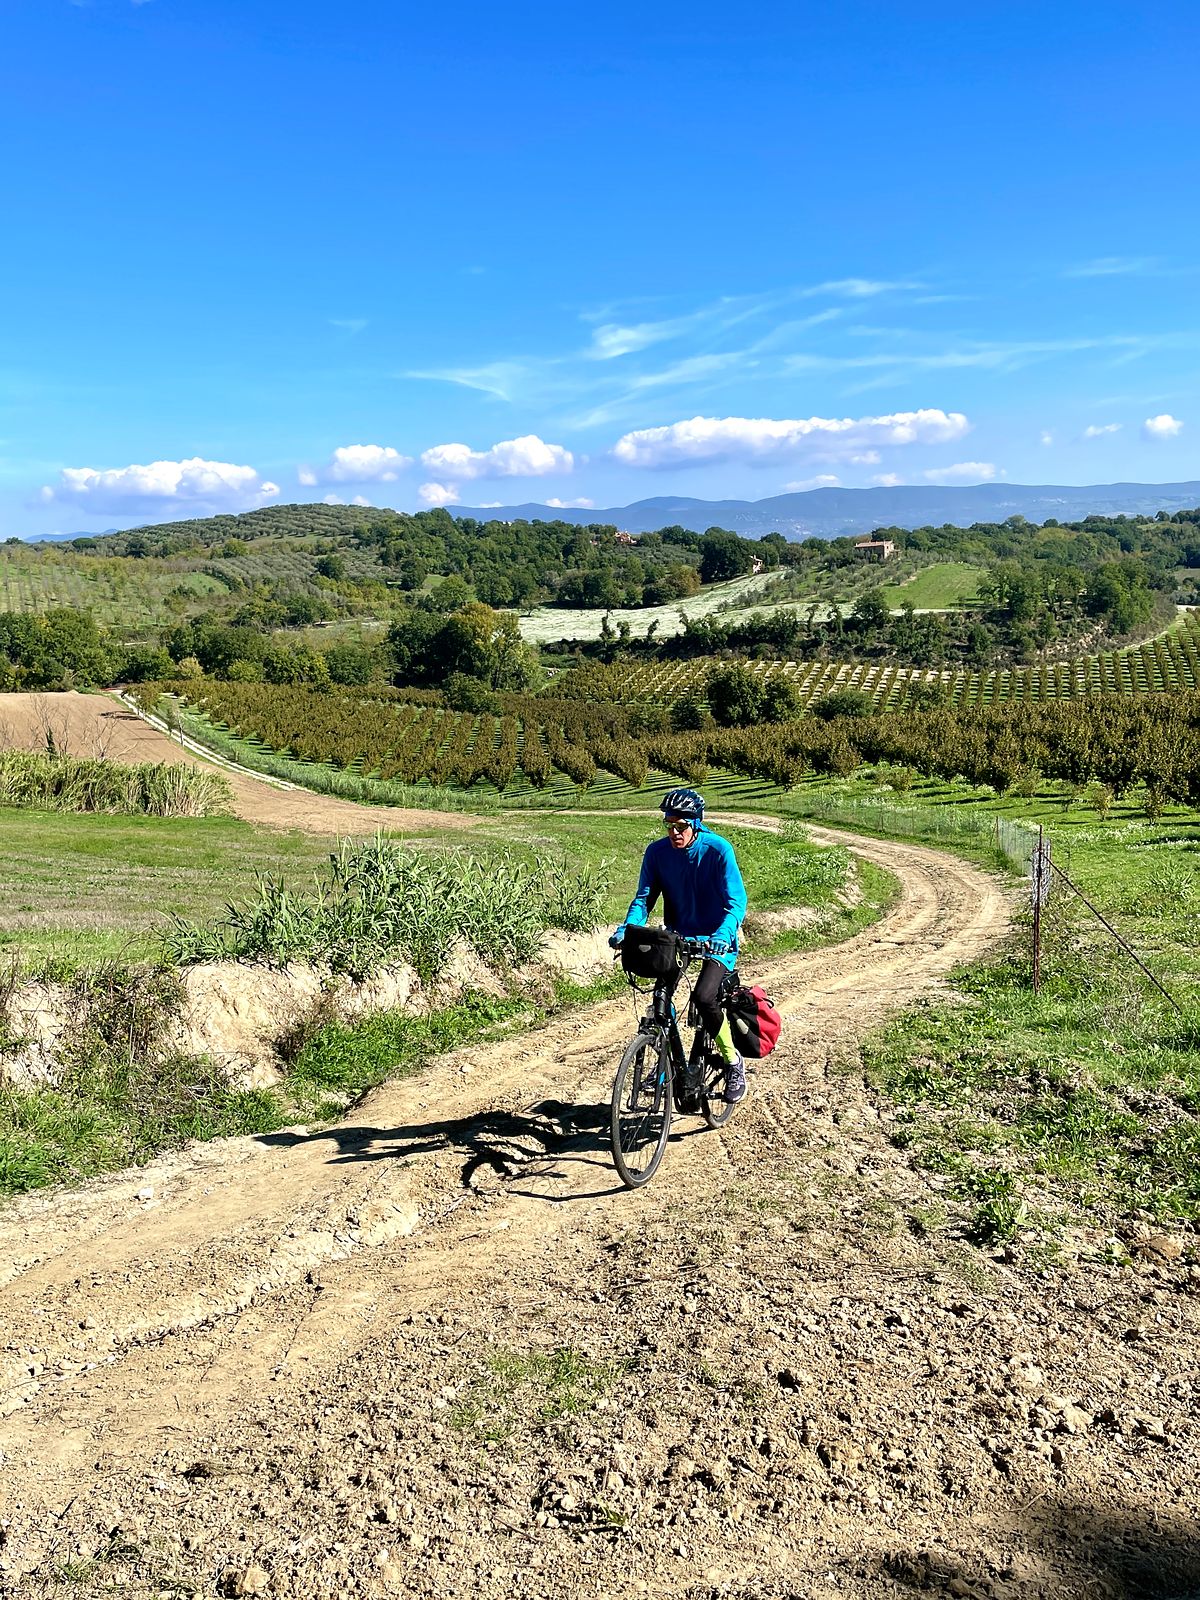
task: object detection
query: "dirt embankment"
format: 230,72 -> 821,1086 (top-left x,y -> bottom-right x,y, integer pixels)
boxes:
0,692 -> 479,836
2,832 -> 1196,1599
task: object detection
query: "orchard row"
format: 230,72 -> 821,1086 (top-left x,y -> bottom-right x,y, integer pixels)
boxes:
554,608 -> 1200,709
152,675 -> 1200,805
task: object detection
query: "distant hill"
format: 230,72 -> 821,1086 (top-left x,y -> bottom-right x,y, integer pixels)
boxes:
456,481 -> 1200,538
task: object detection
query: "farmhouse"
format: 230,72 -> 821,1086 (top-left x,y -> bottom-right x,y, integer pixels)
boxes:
854,538 -> 896,562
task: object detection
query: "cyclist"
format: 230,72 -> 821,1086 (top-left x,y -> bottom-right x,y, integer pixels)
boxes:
610,787 -> 749,1103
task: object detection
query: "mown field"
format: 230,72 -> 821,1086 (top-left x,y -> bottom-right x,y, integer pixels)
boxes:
879,559 -> 984,610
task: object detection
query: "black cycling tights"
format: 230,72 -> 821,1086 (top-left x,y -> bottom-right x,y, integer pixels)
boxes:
671,957 -> 732,1039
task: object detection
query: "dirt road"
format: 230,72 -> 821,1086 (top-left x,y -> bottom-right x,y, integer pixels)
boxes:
0,692 -> 478,835
2,834 -> 1197,1600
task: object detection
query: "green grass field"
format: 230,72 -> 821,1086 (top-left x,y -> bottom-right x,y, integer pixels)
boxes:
0,801 -> 869,969
827,777 -> 1200,1246
880,560 -> 984,610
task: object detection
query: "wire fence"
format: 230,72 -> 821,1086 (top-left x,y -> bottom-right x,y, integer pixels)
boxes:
788,795 -> 1038,871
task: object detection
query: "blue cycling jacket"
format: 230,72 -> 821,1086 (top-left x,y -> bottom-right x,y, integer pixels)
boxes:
623,825 -> 747,971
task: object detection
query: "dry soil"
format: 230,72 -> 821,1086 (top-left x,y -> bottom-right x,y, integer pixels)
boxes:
1,831 -> 1196,1599
0,692 -> 478,835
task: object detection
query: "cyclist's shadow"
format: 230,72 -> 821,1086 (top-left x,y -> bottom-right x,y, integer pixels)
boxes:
257,1097 -> 630,1201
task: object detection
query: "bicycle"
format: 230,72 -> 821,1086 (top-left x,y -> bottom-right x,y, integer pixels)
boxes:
609,932 -> 741,1190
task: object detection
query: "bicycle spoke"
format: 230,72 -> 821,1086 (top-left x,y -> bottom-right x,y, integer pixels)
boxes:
610,1033 -> 672,1188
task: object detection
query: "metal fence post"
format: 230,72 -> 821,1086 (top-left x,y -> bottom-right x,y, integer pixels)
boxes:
1031,826 -> 1050,994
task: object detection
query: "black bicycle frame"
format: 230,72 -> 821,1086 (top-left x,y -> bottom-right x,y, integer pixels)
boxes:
645,962 -> 711,1100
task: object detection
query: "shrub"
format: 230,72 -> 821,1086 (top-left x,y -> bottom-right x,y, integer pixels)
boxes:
811,687 -> 874,721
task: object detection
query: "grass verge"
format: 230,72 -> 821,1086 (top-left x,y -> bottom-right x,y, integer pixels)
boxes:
858,801 -> 1200,1254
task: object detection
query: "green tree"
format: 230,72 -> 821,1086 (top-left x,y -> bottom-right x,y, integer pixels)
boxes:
812,687 -> 874,721
707,663 -> 766,727
699,529 -> 756,584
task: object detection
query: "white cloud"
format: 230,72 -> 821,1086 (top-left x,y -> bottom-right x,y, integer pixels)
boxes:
419,434 -> 573,480
299,444 -> 412,486
921,461 -> 1000,483
1083,423 -> 1122,438
418,482 -> 460,507
1040,430 -> 1055,446
611,409 -> 969,469
872,473 -> 904,487
1143,413 -> 1183,439
782,475 -> 841,491
543,497 -> 595,509
41,457 -> 279,514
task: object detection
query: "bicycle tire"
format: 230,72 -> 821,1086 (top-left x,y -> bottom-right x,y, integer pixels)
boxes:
701,1052 -> 738,1129
610,1032 -> 673,1189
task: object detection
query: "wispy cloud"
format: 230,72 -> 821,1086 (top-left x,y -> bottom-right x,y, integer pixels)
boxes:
799,277 -> 925,298
1063,256 -> 1158,279
404,361 -> 531,401
786,333 -> 1161,379
407,278 -> 926,422
330,317 -> 368,335
1083,422 -> 1122,438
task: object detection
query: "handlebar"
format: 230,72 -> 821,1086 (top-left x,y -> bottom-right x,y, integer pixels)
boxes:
610,931 -> 730,959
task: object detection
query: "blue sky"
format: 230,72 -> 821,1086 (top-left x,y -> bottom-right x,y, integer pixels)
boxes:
3,0 -> 1198,535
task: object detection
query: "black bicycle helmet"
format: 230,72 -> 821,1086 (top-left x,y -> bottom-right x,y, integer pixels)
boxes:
660,787 -> 705,821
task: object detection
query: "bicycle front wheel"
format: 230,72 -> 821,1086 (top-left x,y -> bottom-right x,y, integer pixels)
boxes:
610,1032 -> 673,1189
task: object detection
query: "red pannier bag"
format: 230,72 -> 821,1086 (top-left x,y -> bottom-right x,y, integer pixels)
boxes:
725,985 -> 781,1059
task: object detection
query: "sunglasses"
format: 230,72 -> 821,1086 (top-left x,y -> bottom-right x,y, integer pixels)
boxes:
664,818 -> 695,834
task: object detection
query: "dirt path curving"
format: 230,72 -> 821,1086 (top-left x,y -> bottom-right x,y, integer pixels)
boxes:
0,692 -> 480,835
1,835 -> 1197,1600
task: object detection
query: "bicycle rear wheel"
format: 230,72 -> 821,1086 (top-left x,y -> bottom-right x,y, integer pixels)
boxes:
610,1032 -> 673,1189
701,1051 -> 738,1129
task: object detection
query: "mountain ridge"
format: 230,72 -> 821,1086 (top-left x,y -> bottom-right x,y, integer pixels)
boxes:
457,479 -> 1200,538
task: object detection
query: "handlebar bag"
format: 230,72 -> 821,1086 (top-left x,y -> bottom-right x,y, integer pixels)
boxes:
725,985 -> 782,1059
621,927 -> 680,979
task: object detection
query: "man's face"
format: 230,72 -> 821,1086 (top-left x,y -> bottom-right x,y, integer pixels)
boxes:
664,816 -> 696,850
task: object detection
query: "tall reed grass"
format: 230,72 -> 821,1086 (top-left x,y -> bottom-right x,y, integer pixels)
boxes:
0,750 -> 231,818
161,835 -> 610,979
